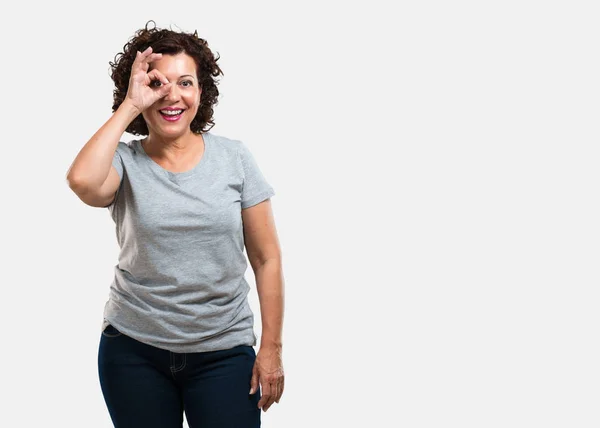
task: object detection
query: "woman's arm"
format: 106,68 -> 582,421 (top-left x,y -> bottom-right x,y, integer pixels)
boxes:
242,199 -> 285,412
66,47 -> 169,194
255,258 -> 285,348
66,100 -> 139,191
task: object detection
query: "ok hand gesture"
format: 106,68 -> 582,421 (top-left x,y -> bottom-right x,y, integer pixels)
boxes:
125,46 -> 172,114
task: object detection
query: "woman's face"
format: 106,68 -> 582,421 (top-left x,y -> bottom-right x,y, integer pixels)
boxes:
142,52 -> 202,139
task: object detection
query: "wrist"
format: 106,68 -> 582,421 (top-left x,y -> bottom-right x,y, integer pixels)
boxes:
259,339 -> 283,350
118,99 -> 143,119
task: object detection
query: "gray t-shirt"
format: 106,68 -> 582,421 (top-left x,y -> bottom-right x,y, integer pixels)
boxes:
102,131 -> 275,353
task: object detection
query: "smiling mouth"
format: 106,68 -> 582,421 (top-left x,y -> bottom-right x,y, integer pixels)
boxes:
159,109 -> 185,121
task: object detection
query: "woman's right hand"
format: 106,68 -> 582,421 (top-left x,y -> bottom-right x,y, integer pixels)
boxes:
124,46 -> 172,114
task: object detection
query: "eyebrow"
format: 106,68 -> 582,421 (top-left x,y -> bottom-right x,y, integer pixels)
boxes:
147,66 -> 196,79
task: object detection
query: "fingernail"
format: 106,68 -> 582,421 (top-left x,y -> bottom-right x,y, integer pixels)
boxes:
249,388 -> 253,394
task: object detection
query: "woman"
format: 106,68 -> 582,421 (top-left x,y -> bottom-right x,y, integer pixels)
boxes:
66,21 -> 284,428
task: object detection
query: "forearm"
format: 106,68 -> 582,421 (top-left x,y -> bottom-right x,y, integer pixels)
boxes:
255,258 -> 285,349
66,100 -> 140,190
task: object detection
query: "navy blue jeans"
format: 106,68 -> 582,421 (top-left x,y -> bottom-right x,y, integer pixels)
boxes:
98,324 -> 261,427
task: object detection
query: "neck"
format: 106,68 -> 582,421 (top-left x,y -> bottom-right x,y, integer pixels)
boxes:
143,131 -> 202,158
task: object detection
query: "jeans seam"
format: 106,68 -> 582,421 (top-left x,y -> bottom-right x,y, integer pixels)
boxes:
170,353 -> 186,374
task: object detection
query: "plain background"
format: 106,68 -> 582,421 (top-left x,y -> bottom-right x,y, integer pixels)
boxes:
1,0 -> 598,427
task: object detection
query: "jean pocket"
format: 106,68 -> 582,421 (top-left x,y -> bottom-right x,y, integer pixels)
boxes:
240,345 -> 256,363
102,324 -> 123,338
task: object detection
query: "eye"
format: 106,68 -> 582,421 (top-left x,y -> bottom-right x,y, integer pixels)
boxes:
181,80 -> 193,87
150,80 -> 162,87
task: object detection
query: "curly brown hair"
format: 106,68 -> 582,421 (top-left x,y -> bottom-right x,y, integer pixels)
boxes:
109,20 -> 223,135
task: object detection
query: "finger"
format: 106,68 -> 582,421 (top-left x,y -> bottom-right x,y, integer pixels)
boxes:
133,48 -> 157,72
134,48 -> 154,63
132,50 -> 142,69
272,382 -> 278,405
270,382 -> 279,408
276,376 -> 284,403
132,50 -> 149,72
263,383 -> 276,412
274,380 -> 280,403
147,69 -> 170,86
249,364 -> 259,395
257,381 -> 270,409
140,46 -> 153,58
143,53 -> 163,65
257,381 -> 272,410
271,381 -> 280,406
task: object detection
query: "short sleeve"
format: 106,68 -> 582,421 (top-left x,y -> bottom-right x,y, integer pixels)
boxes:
112,145 -> 124,180
238,141 -> 275,209
105,143 -> 125,210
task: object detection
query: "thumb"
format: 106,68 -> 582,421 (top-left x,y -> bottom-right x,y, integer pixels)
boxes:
249,363 -> 259,394
149,82 -> 172,105
158,82 -> 173,96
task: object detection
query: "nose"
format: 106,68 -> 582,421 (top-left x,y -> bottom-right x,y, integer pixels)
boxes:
164,83 -> 181,102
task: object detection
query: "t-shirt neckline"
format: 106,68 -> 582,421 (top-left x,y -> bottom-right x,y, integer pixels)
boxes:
137,132 -> 210,180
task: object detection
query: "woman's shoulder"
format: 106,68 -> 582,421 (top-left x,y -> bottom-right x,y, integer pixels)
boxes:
115,139 -> 139,157
205,131 -> 245,156
206,131 -> 241,146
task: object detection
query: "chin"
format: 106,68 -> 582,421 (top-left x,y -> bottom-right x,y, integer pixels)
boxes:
151,123 -> 190,135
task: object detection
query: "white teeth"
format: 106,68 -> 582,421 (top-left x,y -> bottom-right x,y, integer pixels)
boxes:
160,109 -> 183,116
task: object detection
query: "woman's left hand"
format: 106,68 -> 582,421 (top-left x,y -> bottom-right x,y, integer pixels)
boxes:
250,346 -> 284,412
